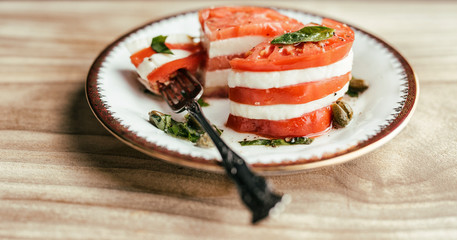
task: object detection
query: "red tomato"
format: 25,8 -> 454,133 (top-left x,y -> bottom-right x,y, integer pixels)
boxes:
130,47 -> 155,67
129,41 -> 203,90
206,53 -> 245,71
146,52 -> 202,83
226,106 -> 332,138
230,18 -> 354,72
198,6 -> 304,41
130,42 -> 201,67
229,72 -> 351,105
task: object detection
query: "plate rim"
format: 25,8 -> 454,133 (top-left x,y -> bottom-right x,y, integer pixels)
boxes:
86,7 -> 419,175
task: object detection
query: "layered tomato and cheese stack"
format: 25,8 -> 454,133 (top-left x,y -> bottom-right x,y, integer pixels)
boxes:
198,6 -> 303,97
227,19 -> 355,138
125,34 -> 202,94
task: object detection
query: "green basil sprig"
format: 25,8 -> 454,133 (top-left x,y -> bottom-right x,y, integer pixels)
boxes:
148,110 -> 222,147
149,111 -> 200,142
197,98 -> 209,107
151,35 -> 173,54
239,137 -> 313,147
271,26 -> 335,45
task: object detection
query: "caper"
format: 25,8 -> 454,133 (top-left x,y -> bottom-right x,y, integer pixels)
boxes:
337,100 -> 353,119
332,100 -> 353,128
349,77 -> 369,93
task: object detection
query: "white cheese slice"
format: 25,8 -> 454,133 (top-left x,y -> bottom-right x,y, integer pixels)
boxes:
204,69 -> 231,87
124,34 -> 195,55
136,50 -> 192,80
207,36 -> 268,58
228,50 -> 353,89
229,82 -> 349,120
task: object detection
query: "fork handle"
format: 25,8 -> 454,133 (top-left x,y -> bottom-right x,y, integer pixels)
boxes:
186,101 -> 283,223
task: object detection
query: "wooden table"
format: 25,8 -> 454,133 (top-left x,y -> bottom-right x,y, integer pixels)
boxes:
1,1 -> 457,239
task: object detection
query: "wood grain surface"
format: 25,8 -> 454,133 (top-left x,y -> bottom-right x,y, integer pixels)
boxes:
1,1 -> 457,239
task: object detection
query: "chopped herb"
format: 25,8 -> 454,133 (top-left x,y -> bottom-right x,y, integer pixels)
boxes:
149,110 -> 222,147
271,26 -> 335,45
151,35 -> 173,54
149,110 -> 200,142
239,137 -> 313,147
197,98 -> 209,107
213,125 -> 224,136
346,76 -> 369,97
184,113 -> 202,131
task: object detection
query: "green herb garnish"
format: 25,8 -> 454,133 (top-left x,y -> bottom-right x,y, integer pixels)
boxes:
271,26 -> 335,45
239,137 -> 313,147
149,110 -> 222,147
149,110 -> 200,142
151,35 -> 173,54
197,98 -> 209,107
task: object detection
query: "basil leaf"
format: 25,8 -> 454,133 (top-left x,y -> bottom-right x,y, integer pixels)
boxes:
240,139 -> 272,146
149,110 -> 222,146
271,26 -> 335,45
149,110 -> 171,131
239,137 -> 313,147
197,98 -> 209,107
213,125 -> 224,136
151,35 -> 173,54
185,114 -> 202,131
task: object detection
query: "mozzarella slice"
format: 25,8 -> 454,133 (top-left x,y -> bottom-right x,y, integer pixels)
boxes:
136,50 -> 192,80
230,82 -> 349,120
228,50 -> 353,89
165,34 -> 195,44
124,34 -> 195,55
124,38 -> 149,55
204,69 -> 230,87
207,36 -> 268,58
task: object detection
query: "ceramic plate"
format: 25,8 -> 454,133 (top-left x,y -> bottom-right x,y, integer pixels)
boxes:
86,8 -> 418,174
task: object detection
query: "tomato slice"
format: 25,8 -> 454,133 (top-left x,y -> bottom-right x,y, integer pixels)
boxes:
129,40 -> 203,90
146,52 -> 202,83
206,53 -> 245,71
226,106 -> 332,138
199,7 -> 304,41
130,43 -> 201,67
229,72 -> 351,105
230,18 -> 354,72
130,47 -> 155,67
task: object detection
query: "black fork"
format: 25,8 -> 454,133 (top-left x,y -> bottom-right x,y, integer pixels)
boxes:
159,69 -> 289,223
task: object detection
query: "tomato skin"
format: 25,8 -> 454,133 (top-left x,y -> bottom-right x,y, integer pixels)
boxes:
146,52 -> 203,83
226,106 -> 332,138
206,53 -> 245,71
165,43 -> 201,52
230,18 -> 354,72
129,41 -> 203,89
199,7 -> 304,41
130,48 -> 155,67
229,72 -> 351,105
130,43 -> 201,67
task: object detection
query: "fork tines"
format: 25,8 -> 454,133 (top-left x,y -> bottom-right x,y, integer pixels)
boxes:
160,69 -> 203,112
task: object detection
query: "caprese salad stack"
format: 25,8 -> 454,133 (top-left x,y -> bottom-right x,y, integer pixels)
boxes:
226,18 -> 355,138
125,34 -> 202,94
198,6 -> 303,97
